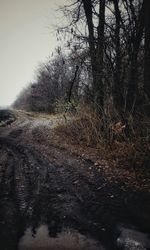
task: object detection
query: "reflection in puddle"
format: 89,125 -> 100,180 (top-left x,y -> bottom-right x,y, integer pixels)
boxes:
18,225 -> 103,250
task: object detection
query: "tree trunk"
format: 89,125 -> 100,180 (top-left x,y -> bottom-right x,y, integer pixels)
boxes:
82,0 -> 105,109
144,0 -> 150,104
113,0 -> 123,111
126,1 -> 144,113
68,66 -> 79,102
94,0 -> 105,108
82,0 -> 97,95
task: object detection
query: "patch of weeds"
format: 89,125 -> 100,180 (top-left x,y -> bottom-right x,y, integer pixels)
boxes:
54,104 -> 150,191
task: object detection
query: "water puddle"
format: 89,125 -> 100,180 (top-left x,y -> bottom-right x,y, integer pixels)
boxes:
18,225 -> 103,250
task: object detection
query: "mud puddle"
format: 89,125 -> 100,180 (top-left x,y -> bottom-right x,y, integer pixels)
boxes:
18,225 -> 103,250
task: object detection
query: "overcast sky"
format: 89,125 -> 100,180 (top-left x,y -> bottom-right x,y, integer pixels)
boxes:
0,0 -> 66,107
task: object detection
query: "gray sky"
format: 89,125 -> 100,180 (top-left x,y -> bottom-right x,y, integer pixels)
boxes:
0,0 -> 66,107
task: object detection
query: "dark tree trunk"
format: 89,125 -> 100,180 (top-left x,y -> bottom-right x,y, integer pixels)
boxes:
82,0 -> 105,108
113,0 -> 123,111
94,0 -> 105,107
68,65 -> 79,102
82,0 -> 96,92
126,1 -> 144,113
144,0 -> 150,104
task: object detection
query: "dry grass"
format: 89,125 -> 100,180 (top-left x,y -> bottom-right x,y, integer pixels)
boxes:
55,105 -> 104,147
54,104 -> 150,191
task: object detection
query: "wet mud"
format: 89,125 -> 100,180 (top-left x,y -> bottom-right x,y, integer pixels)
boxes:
0,112 -> 150,250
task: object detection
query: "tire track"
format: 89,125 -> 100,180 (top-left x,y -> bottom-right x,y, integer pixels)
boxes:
0,127 -> 150,250
0,137 -> 106,249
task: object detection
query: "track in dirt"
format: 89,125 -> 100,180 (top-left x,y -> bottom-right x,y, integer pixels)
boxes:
0,137 -> 109,249
0,114 -> 150,250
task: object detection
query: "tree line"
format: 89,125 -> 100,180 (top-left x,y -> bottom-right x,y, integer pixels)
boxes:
13,0 -> 150,118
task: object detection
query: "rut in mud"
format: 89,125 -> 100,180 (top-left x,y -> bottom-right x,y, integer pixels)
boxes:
0,111 -> 150,250
0,137 -> 107,250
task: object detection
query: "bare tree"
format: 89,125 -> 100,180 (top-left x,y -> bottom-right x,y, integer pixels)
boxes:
144,0 -> 150,105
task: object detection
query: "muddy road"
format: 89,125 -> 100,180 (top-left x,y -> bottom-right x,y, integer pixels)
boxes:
0,110 -> 150,250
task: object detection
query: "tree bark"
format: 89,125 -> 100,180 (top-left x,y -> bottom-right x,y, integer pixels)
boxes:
126,1 -> 144,112
82,0 -> 105,108
113,0 -> 123,111
95,0 -> 105,107
68,65 -> 79,102
144,0 -> 150,103
82,0 -> 97,93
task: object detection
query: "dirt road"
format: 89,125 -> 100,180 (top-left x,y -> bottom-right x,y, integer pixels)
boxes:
0,110 -> 150,250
